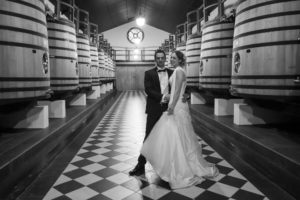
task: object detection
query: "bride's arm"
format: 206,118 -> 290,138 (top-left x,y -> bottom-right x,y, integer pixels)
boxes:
168,69 -> 185,114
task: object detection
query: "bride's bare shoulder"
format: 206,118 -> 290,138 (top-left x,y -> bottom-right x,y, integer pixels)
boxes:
176,67 -> 186,75
174,68 -> 186,81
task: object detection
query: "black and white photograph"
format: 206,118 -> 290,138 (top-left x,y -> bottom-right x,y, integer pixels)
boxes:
0,0 -> 299,199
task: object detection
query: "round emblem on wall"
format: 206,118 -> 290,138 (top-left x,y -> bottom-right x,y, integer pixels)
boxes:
127,27 -> 144,44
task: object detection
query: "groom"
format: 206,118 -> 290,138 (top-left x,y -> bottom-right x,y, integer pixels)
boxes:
129,49 -> 173,176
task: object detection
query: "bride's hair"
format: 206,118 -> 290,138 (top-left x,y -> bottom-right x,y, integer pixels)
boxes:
173,50 -> 186,67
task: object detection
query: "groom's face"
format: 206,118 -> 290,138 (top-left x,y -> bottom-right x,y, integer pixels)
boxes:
155,53 -> 166,68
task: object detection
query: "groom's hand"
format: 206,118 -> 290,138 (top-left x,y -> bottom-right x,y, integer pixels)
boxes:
181,93 -> 190,103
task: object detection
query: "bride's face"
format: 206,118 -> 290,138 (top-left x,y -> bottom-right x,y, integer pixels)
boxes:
170,53 -> 179,67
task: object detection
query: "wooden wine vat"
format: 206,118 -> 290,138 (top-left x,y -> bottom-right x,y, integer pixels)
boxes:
98,50 -> 105,83
186,34 -> 202,88
231,0 -> 300,99
0,0 -> 50,103
200,21 -> 234,94
90,45 -> 99,86
176,44 -> 186,55
47,19 -> 79,92
77,34 -> 91,89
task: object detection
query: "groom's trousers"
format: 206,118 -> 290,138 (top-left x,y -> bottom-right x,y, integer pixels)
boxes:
138,103 -> 168,165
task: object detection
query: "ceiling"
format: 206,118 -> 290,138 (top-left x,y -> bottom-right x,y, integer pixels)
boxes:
74,0 -> 203,33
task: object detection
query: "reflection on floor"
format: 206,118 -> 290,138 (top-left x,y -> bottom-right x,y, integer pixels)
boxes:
22,91 -> 269,200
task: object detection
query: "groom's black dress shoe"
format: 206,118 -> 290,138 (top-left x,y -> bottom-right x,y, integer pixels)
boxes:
129,164 -> 145,176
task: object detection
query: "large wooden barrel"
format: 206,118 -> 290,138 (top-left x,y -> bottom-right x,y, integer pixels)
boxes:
176,43 -> 186,55
0,0 -> 50,102
77,33 -> 91,89
47,19 -> 79,92
108,57 -> 113,81
98,50 -> 105,83
108,57 -> 113,70
186,34 -> 202,88
231,0 -> 300,99
98,51 -> 102,84
166,51 -> 172,68
105,54 -> 109,80
90,45 -> 99,86
104,53 -> 109,82
200,21 -> 234,94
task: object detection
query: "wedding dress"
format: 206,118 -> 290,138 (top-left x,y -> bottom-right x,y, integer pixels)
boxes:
141,67 -> 218,189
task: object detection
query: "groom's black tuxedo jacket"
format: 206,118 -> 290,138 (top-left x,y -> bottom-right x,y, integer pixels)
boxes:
144,67 -> 173,115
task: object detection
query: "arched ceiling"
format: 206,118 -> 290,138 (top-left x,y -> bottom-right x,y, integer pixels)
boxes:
75,0 -> 203,33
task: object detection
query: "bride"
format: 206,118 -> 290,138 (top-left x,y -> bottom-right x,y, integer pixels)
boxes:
141,50 -> 219,189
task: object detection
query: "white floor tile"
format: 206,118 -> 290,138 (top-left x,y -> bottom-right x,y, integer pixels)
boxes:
82,163 -> 106,172
113,154 -> 133,161
106,173 -> 133,184
109,163 -> 133,171
208,182 -> 239,197
92,148 -> 111,154
43,188 -> 62,200
66,187 -> 98,200
75,174 -> 103,185
87,155 -> 108,162
53,175 -> 72,186
139,184 -> 170,199
63,164 -> 78,173
174,186 -> 205,198
102,185 -> 134,200
241,182 -> 264,195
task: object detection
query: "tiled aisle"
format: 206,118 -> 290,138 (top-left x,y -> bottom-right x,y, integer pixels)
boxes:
42,91 -> 269,200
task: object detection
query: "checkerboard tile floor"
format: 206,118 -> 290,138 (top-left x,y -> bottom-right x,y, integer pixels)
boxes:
42,91 -> 269,200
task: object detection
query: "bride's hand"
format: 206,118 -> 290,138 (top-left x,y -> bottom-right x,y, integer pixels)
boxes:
163,94 -> 170,102
167,107 -> 174,115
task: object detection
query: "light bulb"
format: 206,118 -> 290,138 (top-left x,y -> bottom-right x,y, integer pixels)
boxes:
136,17 -> 145,26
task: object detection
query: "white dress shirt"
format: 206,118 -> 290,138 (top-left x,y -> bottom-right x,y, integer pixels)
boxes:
157,67 -> 169,102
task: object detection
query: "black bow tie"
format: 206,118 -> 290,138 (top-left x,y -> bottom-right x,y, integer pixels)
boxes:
157,68 -> 167,72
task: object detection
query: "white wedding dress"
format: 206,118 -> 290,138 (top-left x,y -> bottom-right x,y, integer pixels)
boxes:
141,67 -> 217,189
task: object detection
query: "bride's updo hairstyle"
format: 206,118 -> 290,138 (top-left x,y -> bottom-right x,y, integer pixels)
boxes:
173,50 -> 186,67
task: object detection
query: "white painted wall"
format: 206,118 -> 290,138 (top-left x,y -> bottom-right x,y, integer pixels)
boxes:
102,21 -> 171,48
